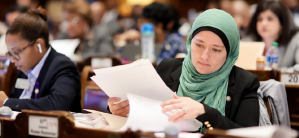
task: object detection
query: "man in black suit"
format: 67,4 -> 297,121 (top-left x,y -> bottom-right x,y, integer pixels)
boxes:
0,7 -> 81,112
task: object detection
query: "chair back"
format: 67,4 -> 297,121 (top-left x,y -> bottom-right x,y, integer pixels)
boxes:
0,57 -> 18,96
80,57 -> 121,112
258,79 -> 290,127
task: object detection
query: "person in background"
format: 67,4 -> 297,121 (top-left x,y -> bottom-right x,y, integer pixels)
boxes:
0,5 -> 28,55
281,0 -> 299,27
206,0 -> 220,9
231,0 -> 251,39
245,1 -> 299,68
130,5 -> 143,30
143,2 -> 187,63
116,2 -> 187,63
219,0 -> 233,15
108,9 -> 259,131
0,7 -> 81,112
90,1 -> 106,26
101,0 -> 119,25
56,0 -> 118,61
17,0 -> 40,10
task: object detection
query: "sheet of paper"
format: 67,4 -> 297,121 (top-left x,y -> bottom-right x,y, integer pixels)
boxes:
91,59 -> 174,103
90,59 -> 202,132
11,111 -> 21,120
73,113 -> 110,130
119,93 -> 202,132
226,125 -> 298,138
84,109 -> 127,130
50,39 -> 79,61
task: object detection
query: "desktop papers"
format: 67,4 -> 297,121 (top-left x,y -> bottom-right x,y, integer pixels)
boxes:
91,59 -> 202,132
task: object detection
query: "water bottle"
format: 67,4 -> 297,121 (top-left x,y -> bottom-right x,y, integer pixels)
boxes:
265,42 -> 279,69
141,23 -> 155,62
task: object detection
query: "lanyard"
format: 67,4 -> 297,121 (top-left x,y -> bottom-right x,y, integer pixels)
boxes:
34,82 -> 39,99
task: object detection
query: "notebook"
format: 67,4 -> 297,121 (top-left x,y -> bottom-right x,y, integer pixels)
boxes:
235,41 -> 265,70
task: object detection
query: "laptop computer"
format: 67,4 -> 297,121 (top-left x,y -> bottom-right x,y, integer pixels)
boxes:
235,41 -> 265,70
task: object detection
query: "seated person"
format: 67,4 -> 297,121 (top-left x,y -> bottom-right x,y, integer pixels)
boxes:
245,1 -> 299,67
56,0 -> 120,61
116,2 -> 187,63
0,7 -> 81,112
0,5 -> 28,55
108,9 -> 259,131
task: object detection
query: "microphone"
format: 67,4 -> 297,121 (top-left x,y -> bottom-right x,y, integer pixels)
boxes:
164,123 -> 180,138
0,106 -> 13,118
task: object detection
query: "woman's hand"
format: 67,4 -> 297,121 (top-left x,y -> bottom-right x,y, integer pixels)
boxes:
108,97 -> 130,117
161,94 -> 205,123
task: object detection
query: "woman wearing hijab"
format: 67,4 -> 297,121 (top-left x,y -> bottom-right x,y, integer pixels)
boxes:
108,9 -> 260,131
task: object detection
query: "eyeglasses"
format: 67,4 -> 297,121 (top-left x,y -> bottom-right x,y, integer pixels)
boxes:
67,16 -> 80,26
6,40 -> 36,61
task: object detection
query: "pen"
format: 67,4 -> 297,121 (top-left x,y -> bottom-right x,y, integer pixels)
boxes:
34,82 -> 39,99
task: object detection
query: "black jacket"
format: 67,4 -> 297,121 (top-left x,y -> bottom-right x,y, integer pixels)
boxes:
5,48 -> 82,112
156,58 -> 259,129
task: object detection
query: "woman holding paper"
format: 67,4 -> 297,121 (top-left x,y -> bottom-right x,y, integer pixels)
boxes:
109,9 -> 259,131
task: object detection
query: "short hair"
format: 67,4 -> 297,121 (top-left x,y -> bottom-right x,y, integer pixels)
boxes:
142,2 -> 180,33
246,1 -> 299,45
63,0 -> 93,28
5,5 -> 28,15
6,7 -> 50,48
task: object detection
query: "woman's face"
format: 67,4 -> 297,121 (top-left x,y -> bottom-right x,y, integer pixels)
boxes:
191,31 -> 227,74
256,10 -> 282,41
5,34 -> 40,73
65,11 -> 88,38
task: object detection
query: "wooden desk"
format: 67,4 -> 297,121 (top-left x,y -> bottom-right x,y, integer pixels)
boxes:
0,110 -> 145,138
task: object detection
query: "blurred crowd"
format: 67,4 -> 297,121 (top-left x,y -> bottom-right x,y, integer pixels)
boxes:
0,0 -> 299,67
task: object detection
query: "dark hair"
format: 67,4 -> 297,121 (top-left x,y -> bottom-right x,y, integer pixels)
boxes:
142,2 -> 180,32
6,7 -> 50,48
206,0 -> 220,10
5,5 -> 28,15
63,0 -> 93,28
246,1 -> 299,45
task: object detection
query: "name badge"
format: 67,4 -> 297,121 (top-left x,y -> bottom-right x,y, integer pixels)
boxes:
15,78 -> 29,90
29,115 -> 58,138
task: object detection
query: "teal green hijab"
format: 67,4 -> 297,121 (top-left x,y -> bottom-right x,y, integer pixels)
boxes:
177,9 -> 240,116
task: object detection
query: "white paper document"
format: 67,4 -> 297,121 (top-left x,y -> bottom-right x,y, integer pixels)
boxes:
91,59 -> 174,103
91,59 -> 202,132
50,39 -> 79,61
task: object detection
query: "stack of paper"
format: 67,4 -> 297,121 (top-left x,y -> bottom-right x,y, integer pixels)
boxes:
91,59 -> 202,132
73,113 -> 110,130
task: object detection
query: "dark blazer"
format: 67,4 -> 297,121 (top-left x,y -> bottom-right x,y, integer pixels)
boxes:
156,58 -> 260,130
4,48 -> 82,112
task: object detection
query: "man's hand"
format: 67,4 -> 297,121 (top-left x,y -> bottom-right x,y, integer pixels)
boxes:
0,91 -> 8,106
